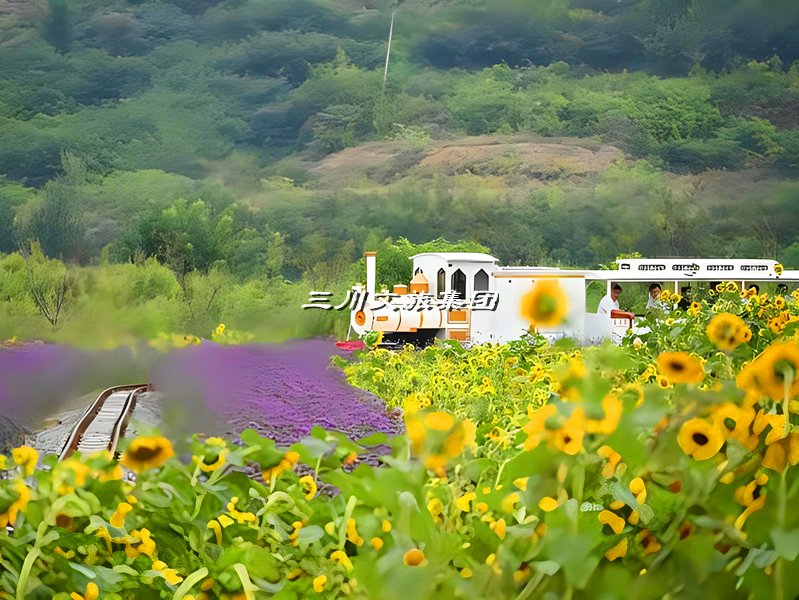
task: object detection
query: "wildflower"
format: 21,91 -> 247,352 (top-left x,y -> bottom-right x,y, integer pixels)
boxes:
598,510 -> 625,535
346,518 -> 364,546
70,582 -> 99,600
604,538 -> 627,561
427,497 -> 444,519
371,537 -> 384,550
638,530 -> 661,555
490,518 -> 507,539
513,477 -> 528,492
121,436 -> 174,473
227,497 -> 258,524
0,479 -> 30,527
598,445 -> 622,479
331,550 -> 353,571
520,280 -> 568,328
538,497 -> 559,512
95,527 -> 112,553
523,404 -> 557,451
54,546 -> 76,559
549,408 -> 585,456
299,475 -> 317,500
403,548 -> 425,566
110,502 -> 133,528
706,313 -> 750,352
657,352 -> 704,384
629,478 -> 646,504
382,520 -> 392,533
262,450 -> 301,483
678,419 -> 725,461
584,394 -> 622,435
12,446 -> 38,477
191,448 -> 230,473
207,520 -> 222,545
460,568 -> 473,578
138,528 -> 157,559
313,575 -> 327,593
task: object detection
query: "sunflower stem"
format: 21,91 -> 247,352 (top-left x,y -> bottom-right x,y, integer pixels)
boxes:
515,569 -> 546,600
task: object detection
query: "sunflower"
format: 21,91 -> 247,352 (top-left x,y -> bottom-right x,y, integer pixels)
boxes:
687,301 -> 702,317
711,403 -> 757,450
749,342 -> 799,401
769,317 -> 785,335
520,280 -> 568,328
678,418 -> 725,461
549,408 -> 585,455
706,313 -> 750,352
657,352 -> 704,384
120,436 -> 174,473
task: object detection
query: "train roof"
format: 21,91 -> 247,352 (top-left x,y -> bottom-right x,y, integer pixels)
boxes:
410,252 -> 498,263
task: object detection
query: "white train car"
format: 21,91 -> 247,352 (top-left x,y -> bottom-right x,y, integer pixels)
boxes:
349,252 -> 799,347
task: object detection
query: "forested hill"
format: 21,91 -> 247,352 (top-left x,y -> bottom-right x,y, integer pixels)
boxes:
1,0 -> 799,279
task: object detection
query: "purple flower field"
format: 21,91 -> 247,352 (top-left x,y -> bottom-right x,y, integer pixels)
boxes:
0,341 -> 400,449
153,340 -> 402,445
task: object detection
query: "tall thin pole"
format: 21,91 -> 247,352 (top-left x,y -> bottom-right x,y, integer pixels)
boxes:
382,8 -> 395,90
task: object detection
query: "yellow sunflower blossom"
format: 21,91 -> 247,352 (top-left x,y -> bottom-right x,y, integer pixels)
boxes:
120,436 -> 174,473
706,313 -> 750,352
520,280 -> 568,328
549,408 -> 585,455
657,352 -> 704,384
678,419 -> 725,461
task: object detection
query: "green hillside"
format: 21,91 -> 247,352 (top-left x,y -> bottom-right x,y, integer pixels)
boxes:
1,0 -> 798,342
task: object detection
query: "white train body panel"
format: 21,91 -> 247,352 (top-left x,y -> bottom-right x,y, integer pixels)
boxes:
350,252 -> 798,346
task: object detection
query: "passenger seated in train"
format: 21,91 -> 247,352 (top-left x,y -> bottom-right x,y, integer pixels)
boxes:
646,283 -> 662,312
598,284 -> 622,314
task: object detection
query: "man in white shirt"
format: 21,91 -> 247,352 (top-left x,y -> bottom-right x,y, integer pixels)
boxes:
646,283 -> 662,311
598,284 -> 622,314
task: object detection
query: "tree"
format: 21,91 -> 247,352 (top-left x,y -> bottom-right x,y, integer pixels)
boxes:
21,241 -> 70,326
26,152 -> 88,262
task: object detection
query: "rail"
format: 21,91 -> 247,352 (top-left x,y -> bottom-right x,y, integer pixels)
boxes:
59,384 -> 150,461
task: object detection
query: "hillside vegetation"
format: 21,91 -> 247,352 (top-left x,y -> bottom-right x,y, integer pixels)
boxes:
1,0 -> 798,342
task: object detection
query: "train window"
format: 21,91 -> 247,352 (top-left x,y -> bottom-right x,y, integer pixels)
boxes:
437,268 -> 446,298
451,269 -> 466,299
474,269 -> 489,292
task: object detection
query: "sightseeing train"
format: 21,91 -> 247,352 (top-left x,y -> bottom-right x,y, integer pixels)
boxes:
348,252 -> 799,347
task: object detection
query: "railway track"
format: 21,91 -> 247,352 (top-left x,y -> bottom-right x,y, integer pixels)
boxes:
59,384 -> 150,461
